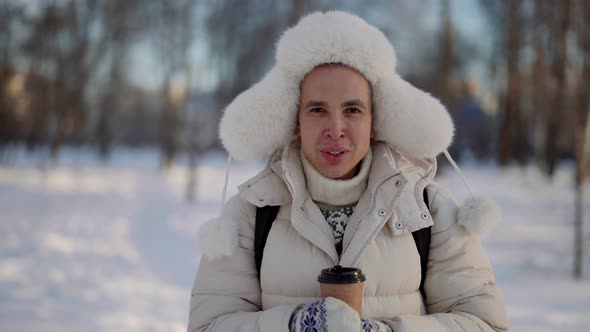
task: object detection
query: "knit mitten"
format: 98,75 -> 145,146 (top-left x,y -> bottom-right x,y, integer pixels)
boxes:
361,318 -> 393,332
289,297 -> 360,332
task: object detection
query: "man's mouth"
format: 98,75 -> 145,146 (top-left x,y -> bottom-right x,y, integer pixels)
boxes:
320,147 -> 349,154
320,147 -> 349,164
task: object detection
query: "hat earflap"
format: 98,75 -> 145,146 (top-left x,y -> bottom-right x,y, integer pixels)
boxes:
373,74 -> 454,158
219,67 -> 298,161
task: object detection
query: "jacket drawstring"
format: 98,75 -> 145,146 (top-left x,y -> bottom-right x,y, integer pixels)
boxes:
442,149 -> 474,198
219,154 -> 233,215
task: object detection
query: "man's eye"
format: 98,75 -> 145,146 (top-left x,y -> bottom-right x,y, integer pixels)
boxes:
309,108 -> 325,113
345,107 -> 361,113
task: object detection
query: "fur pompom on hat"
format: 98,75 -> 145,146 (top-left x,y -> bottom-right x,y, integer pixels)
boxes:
458,196 -> 501,236
196,217 -> 239,260
219,11 -> 454,161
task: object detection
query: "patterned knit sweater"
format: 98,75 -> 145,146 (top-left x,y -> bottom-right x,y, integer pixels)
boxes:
319,206 -> 355,257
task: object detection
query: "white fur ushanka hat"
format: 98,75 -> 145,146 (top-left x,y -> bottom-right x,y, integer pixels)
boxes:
219,11 -> 454,161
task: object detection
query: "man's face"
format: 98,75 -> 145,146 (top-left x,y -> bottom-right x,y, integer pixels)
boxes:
296,65 -> 373,180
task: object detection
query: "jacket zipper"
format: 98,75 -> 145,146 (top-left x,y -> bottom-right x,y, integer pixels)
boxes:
341,173 -> 399,258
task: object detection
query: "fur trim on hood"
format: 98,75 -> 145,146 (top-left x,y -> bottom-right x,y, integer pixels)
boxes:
219,11 -> 454,161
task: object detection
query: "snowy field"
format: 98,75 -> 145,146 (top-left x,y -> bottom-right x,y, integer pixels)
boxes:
0,147 -> 589,332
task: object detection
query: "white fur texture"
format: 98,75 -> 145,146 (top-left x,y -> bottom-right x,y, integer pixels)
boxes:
374,75 -> 454,158
458,197 -> 501,236
196,217 -> 239,260
219,68 -> 299,161
219,11 -> 453,161
276,11 -> 396,85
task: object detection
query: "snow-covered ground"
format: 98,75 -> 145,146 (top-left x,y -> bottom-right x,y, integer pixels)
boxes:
0,147 -> 589,332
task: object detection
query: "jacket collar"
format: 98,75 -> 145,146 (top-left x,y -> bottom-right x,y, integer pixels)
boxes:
237,140 -> 435,209
237,159 -> 291,207
238,140 -> 436,265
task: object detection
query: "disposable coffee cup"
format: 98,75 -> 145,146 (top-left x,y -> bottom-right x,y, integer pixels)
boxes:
317,265 -> 366,316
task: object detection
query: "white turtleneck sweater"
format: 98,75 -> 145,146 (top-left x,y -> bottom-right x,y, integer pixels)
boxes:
300,148 -> 372,257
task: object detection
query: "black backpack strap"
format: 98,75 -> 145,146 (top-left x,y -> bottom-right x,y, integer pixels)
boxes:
254,205 -> 280,277
412,189 -> 432,299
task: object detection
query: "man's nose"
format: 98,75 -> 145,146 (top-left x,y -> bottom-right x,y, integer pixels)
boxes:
324,114 -> 345,139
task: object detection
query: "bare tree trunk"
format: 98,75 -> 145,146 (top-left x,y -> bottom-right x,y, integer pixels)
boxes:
49,75 -> 65,162
573,0 -> 590,278
160,86 -> 174,168
499,0 -> 522,166
574,111 -> 590,278
97,49 -> 123,160
531,3 -> 550,164
186,151 -> 198,202
160,77 -> 183,169
545,0 -> 571,176
544,122 -> 558,175
574,179 -> 584,278
97,91 -> 114,159
184,66 -> 198,202
437,0 -> 453,103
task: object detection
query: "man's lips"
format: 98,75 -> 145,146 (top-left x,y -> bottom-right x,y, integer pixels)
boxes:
320,146 -> 350,155
319,146 -> 349,165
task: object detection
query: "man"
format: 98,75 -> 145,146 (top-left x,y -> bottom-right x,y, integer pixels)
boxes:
189,11 -> 508,332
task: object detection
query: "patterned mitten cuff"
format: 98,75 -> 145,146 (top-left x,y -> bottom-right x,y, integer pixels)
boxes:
289,297 -> 360,332
361,318 -> 393,332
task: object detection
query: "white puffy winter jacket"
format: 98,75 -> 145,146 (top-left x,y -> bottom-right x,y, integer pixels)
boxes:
188,141 -> 509,331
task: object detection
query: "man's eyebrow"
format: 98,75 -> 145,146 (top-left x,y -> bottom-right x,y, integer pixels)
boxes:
304,99 -> 368,109
304,100 -> 328,108
342,99 -> 367,108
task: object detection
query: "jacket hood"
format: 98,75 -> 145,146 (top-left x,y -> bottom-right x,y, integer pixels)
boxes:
219,11 -> 454,161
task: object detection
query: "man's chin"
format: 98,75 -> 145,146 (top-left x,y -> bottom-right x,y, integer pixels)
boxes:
320,167 -> 355,180
316,168 -> 342,180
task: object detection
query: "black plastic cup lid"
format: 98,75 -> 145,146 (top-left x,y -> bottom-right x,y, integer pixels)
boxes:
317,265 -> 366,284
